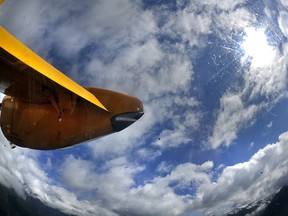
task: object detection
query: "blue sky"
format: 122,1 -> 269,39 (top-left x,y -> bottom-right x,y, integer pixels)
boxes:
1,0 -> 288,215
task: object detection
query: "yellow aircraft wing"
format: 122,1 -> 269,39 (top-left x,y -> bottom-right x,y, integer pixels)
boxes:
0,26 -> 108,111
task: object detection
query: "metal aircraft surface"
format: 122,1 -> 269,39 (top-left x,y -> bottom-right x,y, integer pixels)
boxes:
0,26 -> 144,150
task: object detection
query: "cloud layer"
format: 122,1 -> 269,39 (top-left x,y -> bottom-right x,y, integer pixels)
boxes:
1,0 -> 288,215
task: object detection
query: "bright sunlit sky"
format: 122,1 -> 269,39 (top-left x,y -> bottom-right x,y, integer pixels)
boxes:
1,0 -> 288,215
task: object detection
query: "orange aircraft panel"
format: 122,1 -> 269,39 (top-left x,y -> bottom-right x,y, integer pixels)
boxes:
0,26 -> 143,150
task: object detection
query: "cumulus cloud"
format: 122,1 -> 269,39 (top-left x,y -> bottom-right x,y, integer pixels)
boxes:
197,131 -> 288,215
60,155 -> 146,215
279,0 -> 288,8
150,94 -> 202,149
59,156 -> 213,216
209,94 -> 258,148
215,7 -> 256,32
63,139 -> 288,216
199,0 -> 246,11
2,127 -> 288,216
161,8 -> 212,47
0,129 -> 116,216
156,161 -> 174,174
128,161 -> 213,215
278,11 -> 288,38
242,45 -> 288,100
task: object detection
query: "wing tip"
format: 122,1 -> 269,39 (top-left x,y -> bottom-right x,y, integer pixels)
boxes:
93,98 -> 109,112
96,101 -> 109,112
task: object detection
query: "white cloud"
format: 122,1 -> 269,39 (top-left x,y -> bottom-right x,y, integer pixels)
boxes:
2,128 -> 287,216
156,161 -> 174,174
151,95 -> 202,149
1,118 -> 288,216
197,131 -> 288,215
0,131 -> 117,216
215,7 -> 256,33
0,0 -> 58,57
0,134 -> 40,198
209,0 -> 247,11
153,126 -> 192,148
58,153 -> 214,216
136,148 -> 162,161
280,0 -> 288,8
177,0 -> 246,12
242,46 -> 288,100
249,142 -> 255,149
159,2 -> 213,48
209,93 -> 258,149
169,10 -> 211,47
60,155 -> 96,191
60,155 -> 148,214
267,121 -> 273,128
215,0 -> 246,11
278,11 -> 288,38
123,161 -> 213,216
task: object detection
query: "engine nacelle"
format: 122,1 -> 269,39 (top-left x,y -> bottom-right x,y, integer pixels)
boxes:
0,88 -> 143,150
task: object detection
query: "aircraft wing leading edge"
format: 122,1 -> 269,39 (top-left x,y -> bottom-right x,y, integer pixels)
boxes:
0,26 -> 108,111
